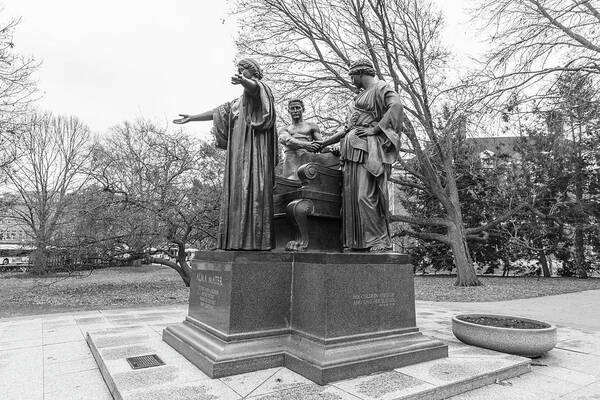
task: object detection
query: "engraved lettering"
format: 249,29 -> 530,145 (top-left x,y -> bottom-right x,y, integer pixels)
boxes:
352,292 -> 397,307
198,284 -> 221,309
197,273 -> 223,286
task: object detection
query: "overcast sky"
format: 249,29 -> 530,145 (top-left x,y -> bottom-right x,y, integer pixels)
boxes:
0,0 -> 482,140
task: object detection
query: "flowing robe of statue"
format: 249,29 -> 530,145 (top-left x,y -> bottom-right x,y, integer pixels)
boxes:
211,80 -> 277,250
340,81 -> 403,250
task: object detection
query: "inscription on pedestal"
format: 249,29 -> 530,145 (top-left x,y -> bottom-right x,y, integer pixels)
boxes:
188,255 -> 293,335
352,292 -> 397,307
291,260 -> 416,339
198,272 -> 224,286
197,273 -> 224,310
189,268 -> 232,332
198,287 -> 218,309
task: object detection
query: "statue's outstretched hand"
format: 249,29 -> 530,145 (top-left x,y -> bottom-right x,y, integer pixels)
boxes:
173,114 -> 191,124
231,74 -> 243,85
231,73 -> 253,86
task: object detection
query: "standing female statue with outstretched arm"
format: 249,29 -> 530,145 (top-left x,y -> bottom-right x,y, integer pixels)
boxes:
174,58 -> 277,250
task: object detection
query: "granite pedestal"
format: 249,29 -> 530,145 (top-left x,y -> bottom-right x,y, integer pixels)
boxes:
163,251 -> 447,385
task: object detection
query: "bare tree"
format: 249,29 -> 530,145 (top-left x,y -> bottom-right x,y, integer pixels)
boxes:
237,0 -> 531,285
0,112 -> 93,273
91,120 -> 223,286
475,0 -> 600,101
0,17 -> 38,171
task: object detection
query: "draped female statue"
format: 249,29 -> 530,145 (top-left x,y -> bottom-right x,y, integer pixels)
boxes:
317,59 -> 403,252
174,58 -> 277,250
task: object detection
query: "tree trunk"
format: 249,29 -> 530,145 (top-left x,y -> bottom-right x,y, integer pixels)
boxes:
538,250 -> 551,277
31,240 -> 48,275
573,121 -> 588,279
574,226 -> 588,278
150,256 -> 191,287
502,257 -> 510,277
175,241 -> 192,286
448,225 -> 481,286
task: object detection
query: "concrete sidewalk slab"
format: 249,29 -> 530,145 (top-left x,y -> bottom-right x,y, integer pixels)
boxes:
1,289 -> 600,399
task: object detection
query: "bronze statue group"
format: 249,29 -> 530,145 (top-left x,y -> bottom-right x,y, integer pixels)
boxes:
174,58 -> 403,253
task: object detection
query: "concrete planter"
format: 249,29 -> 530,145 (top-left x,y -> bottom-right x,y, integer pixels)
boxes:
452,314 -> 557,358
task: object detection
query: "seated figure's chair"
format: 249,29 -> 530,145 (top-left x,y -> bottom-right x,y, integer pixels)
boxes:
273,153 -> 342,252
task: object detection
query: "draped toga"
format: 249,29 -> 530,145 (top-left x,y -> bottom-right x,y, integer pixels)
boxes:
340,81 -> 403,250
211,80 -> 277,250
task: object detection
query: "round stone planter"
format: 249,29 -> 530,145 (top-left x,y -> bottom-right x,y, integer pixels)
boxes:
452,314 -> 557,358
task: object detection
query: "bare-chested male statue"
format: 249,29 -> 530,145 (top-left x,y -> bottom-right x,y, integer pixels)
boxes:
278,99 -> 322,180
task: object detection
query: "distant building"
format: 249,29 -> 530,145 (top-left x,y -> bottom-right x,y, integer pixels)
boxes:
467,136 -> 523,157
0,217 -> 29,244
0,194 -> 32,245
0,209 -> 32,265
467,136 -> 525,169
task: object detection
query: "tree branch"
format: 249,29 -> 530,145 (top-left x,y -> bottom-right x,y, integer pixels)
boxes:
393,227 -> 449,244
390,213 -> 450,227
466,202 -> 530,234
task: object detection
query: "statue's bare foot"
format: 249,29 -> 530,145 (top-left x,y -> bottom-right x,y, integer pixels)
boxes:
286,240 -> 307,252
369,244 -> 392,253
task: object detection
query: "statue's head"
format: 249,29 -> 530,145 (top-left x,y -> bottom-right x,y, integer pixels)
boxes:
288,98 -> 304,120
237,58 -> 263,80
348,59 -> 375,89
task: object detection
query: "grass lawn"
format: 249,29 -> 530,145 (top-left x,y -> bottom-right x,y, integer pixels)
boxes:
414,275 -> 600,302
2,265 -> 600,317
0,265 -> 188,318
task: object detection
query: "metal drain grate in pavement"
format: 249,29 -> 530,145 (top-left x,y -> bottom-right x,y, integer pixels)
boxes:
126,354 -> 165,369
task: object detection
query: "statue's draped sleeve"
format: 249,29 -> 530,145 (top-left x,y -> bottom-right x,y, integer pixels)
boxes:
376,85 -> 403,152
364,83 -> 403,176
210,80 -> 276,154
243,80 -> 278,165
211,102 -> 234,150
245,81 -> 275,129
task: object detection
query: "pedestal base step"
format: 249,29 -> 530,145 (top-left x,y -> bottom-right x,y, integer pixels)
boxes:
163,319 -> 448,385
87,325 -> 530,400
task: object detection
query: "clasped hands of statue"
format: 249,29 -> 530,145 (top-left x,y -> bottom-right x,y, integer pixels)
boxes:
304,126 -> 378,154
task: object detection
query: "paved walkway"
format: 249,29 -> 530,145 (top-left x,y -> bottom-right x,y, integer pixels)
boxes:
418,293 -> 600,399
1,290 -> 599,399
422,288 -> 600,331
